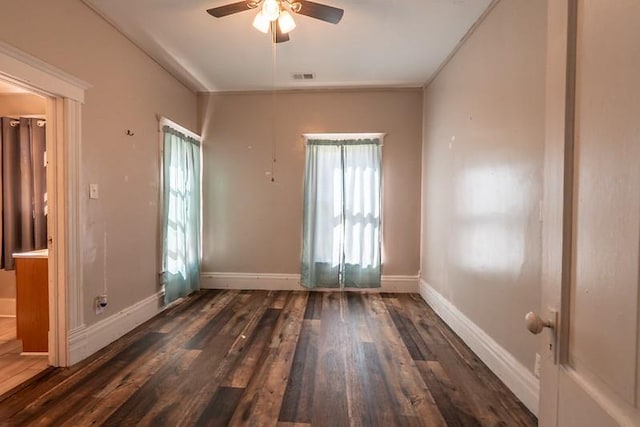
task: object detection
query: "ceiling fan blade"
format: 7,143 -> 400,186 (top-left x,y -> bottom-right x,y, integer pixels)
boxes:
296,0 -> 344,24
207,1 -> 250,18
273,21 -> 291,43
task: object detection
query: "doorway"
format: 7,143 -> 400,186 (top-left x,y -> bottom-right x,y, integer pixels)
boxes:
0,80 -> 50,395
0,42 -> 87,396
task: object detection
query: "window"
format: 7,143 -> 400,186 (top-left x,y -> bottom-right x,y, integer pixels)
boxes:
301,133 -> 383,289
160,118 -> 201,304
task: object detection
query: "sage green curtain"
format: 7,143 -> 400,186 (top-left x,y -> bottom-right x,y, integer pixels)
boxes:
301,138 -> 382,289
161,125 -> 201,304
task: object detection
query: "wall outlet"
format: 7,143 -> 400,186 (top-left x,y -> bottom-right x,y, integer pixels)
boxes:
95,295 -> 108,314
534,353 -> 541,378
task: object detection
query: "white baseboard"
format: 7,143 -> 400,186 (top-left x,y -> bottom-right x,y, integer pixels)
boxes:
419,279 -> 539,416
201,272 -> 418,293
201,272 -> 301,291
0,298 -> 16,316
68,291 -> 165,365
380,275 -> 419,292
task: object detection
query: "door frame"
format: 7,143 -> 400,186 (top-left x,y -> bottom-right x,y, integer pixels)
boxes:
0,41 -> 89,367
539,0 -> 577,422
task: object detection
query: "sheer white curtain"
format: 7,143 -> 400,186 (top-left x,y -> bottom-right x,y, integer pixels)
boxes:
301,138 -> 382,289
342,143 -> 382,286
161,124 -> 201,304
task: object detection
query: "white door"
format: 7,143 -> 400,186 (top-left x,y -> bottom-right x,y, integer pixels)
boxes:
538,0 -> 640,425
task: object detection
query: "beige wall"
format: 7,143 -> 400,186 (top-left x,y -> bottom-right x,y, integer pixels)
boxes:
0,93 -> 46,309
198,89 -> 422,276
0,270 -> 15,301
0,0 -> 197,325
421,0 -> 546,372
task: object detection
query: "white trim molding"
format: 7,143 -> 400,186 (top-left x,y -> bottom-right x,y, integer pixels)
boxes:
68,291 -> 165,365
201,272 -> 419,293
158,115 -> 202,141
0,41 -> 88,367
0,41 -> 91,102
303,132 -> 386,141
419,279 -> 539,415
201,272 -> 301,291
379,275 -> 419,292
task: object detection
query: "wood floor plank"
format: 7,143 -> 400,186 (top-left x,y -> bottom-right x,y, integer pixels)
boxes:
22,292 -> 236,425
343,293 -> 393,426
222,308 -> 282,389
0,293 -> 226,419
14,331 -> 169,426
345,292 -> 373,344
400,294 -> 510,424
60,291 -> 240,426
185,293 -> 251,349
104,292 -> 265,426
227,291 -> 308,426
180,296 -> 282,424
416,360 -> 481,427
195,386 -> 245,427
0,368 -> 71,418
0,290 -> 536,427
359,341 -> 407,426
270,291 -> 289,309
362,294 -> 446,426
155,290 -> 220,334
150,291 -> 269,425
383,296 -> 436,361
0,357 -> 49,398
303,291 -> 322,320
399,293 -> 537,426
310,292 -> 350,427
277,319 -> 319,424
102,348 -> 203,427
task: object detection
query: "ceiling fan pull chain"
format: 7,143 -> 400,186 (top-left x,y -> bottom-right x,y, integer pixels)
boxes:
270,37 -> 278,183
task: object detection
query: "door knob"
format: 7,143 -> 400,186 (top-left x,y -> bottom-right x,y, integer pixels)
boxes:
525,311 -> 554,334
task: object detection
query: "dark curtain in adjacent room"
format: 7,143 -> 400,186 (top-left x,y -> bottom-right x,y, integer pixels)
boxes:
0,117 -> 47,270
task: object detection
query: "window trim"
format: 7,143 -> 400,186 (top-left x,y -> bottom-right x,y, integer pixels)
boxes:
157,116 -> 203,277
158,116 -> 202,143
302,132 -> 386,273
301,133 -> 385,288
303,132 -> 386,144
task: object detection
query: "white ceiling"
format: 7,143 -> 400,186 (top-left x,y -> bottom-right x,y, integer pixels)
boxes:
83,0 -> 492,92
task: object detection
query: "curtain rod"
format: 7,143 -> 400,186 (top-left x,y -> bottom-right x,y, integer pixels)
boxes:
157,115 -> 202,142
303,132 -> 386,140
9,119 -> 46,127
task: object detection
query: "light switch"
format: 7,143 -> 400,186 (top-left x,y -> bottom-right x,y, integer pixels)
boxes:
90,184 -> 99,199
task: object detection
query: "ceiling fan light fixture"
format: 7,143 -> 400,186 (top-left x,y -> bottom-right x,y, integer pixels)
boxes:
207,0 -> 345,43
278,10 -> 296,34
252,11 -> 271,33
262,0 -> 280,21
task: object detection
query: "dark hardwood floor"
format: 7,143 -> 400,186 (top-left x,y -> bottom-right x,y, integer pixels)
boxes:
0,290 -> 536,426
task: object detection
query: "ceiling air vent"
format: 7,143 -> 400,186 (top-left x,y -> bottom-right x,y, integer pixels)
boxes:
291,72 -> 315,81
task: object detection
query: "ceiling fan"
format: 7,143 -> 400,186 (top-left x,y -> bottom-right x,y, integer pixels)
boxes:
207,0 -> 344,43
